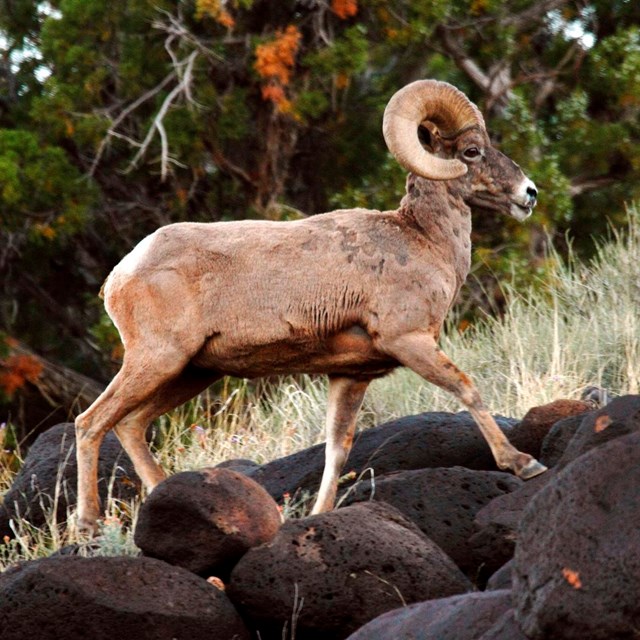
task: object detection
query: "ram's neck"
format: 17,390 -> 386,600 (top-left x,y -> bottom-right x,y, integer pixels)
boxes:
399,174 -> 473,287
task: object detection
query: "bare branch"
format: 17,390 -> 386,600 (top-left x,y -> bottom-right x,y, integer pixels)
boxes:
152,9 -> 226,64
124,50 -> 199,180
157,117 -> 170,180
89,71 -> 177,176
436,25 -> 514,111
435,0 -> 572,112
526,40 -> 587,110
0,230 -> 21,271
207,143 -> 258,188
108,130 -> 144,148
569,175 -> 617,197
90,9 -> 214,179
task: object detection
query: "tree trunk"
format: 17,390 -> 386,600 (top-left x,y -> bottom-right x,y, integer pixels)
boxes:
1,341 -> 104,447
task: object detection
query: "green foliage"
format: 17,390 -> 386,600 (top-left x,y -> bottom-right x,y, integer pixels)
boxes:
530,155 -> 573,224
589,27 -> 640,108
328,155 -> 407,212
0,129 -> 95,241
94,516 -> 139,557
215,87 -> 252,141
492,93 -> 575,229
295,89 -> 330,121
304,25 -> 369,79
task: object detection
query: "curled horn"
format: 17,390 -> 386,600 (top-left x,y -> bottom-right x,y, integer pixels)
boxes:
382,79 -> 486,180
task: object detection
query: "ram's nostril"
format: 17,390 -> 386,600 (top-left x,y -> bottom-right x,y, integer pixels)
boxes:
526,185 -> 538,201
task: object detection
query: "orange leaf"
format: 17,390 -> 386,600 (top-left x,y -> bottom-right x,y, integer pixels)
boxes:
594,415 -> 612,433
254,25 -> 301,85
34,223 -> 57,240
458,319 -> 472,333
334,73 -> 350,90
194,0 -> 235,29
254,26 -> 302,115
261,84 -> 286,103
562,567 -> 582,589
0,354 -> 44,396
331,0 -> 358,19
216,10 -> 235,29
0,371 -> 23,396
176,187 -> 188,205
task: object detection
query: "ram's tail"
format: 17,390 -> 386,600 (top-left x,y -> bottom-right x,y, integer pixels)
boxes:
98,275 -> 110,300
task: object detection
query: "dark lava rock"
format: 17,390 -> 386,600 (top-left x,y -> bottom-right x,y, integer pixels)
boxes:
509,399 -> 592,459
0,423 -> 139,537
467,521 -> 516,586
0,555 -> 250,640
513,431 -> 640,639
469,473 -> 552,580
249,411 -> 518,502
342,466 -> 522,576
478,609 -> 529,640
539,414 -> 585,467
215,458 -> 261,476
555,394 -> 640,468
346,590 -> 513,640
228,501 -> 472,640
485,559 -> 513,591
473,474 -> 551,533
135,467 -> 281,578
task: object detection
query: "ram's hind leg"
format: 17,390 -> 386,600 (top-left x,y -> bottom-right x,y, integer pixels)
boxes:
75,363 -> 173,533
75,349 -> 212,534
380,331 -> 547,479
312,376 -> 370,515
114,366 -> 221,490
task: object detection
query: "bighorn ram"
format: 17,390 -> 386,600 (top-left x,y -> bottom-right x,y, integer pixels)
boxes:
76,79 -> 546,532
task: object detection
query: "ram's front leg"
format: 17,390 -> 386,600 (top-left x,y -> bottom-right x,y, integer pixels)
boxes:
381,331 -> 547,479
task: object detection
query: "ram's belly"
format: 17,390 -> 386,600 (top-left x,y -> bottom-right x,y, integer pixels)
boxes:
191,326 -> 397,379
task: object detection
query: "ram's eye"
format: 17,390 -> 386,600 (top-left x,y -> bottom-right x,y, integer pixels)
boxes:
463,147 -> 482,160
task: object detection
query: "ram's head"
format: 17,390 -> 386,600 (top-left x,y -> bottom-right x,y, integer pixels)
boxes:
383,79 -> 538,221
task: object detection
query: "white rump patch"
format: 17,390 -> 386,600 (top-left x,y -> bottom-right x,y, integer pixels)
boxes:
116,232 -> 157,276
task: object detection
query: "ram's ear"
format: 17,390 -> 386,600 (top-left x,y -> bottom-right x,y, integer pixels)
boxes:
418,121 -> 442,153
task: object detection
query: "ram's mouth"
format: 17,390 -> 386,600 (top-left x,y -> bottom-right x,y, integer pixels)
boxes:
510,200 -> 533,222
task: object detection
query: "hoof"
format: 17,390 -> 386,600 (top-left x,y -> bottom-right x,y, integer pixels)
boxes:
77,516 -> 100,537
517,458 -> 548,480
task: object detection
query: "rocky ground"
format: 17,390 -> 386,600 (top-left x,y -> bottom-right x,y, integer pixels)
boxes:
1,395 -> 639,639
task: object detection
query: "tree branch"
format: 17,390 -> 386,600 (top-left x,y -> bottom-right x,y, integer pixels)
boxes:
152,9 -> 226,64
436,25 -> 514,111
569,175 -> 617,197
206,142 -> 258,189
435,0 -> 572,112
1,340 -> 104,442
9,340 -> 104,410
125,49 -> 198,180
89,70 -> 177,176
